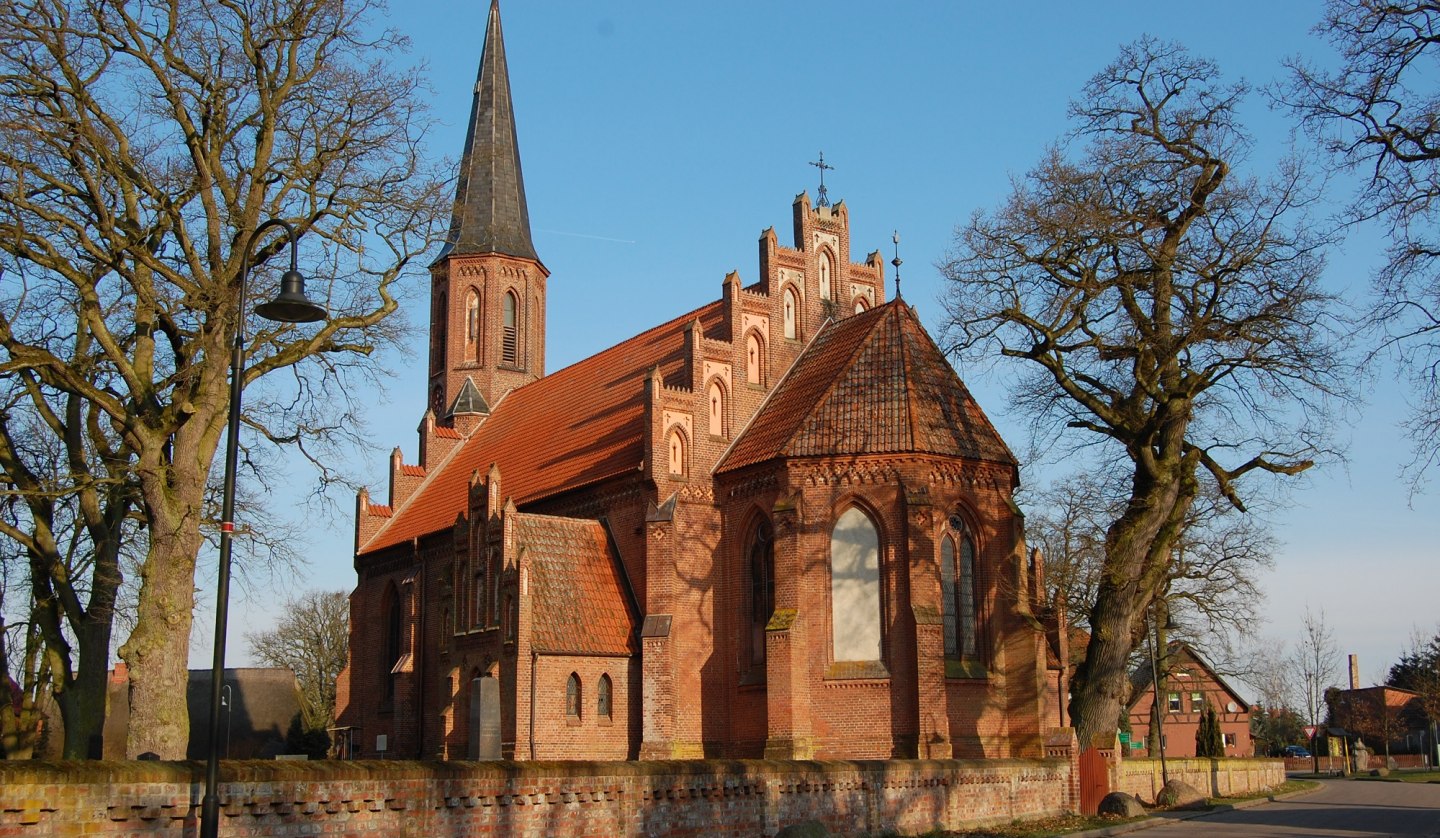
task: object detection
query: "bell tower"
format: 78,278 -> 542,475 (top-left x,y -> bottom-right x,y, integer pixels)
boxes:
428,0 -> 547,422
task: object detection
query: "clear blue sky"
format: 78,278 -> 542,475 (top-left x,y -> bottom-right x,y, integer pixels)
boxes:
210,2 -> 1437,693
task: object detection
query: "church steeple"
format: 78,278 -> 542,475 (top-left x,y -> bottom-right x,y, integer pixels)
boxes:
428,0 -> 547,424
440,0 -> 537,263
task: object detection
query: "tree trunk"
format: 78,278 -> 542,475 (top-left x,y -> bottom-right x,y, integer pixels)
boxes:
1068,455 -> 1196,747
59,618 -> 114,759
0,698 -> 42,760
119,483 -> 206,759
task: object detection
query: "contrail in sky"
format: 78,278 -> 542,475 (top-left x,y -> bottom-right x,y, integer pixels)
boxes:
537,228 -> 636,244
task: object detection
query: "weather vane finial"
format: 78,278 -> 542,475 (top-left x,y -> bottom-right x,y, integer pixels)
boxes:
891,230 -> 903,299
810,152 -> 834,208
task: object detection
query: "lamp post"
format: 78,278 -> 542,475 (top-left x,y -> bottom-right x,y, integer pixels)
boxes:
201,218 -> 326,838
1147,599 -> 1170,786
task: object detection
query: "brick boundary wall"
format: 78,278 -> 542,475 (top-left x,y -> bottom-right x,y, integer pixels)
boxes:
1115,757 -> 1285,804
1,754 -> 1078,837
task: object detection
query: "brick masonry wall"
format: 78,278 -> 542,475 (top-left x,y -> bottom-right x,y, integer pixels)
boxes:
1115,757 -> 1285,803
1,756 -> 1079,837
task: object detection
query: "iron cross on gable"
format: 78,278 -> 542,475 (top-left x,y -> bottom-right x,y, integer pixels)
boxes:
810,152 -> 834,208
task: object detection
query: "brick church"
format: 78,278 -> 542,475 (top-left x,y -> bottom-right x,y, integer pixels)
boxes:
334,1 -> 1057,762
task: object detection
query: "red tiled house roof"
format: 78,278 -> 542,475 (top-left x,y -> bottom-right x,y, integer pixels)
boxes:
719,301 -> 1015,473
515,513 -> 638,655
362,301 -> 724,554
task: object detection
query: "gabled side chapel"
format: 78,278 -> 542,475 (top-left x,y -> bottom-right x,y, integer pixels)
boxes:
334,1 -> 1057,762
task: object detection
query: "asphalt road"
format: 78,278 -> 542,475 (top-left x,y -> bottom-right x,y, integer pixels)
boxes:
1138,778 -> 1440,837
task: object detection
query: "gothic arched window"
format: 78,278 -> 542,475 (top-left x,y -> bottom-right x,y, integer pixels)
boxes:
783,286 -> 799,340
597,674 -> 613,720
941,514 -> 980,662
502,290 -> 519,365
747,518 -> 775,670
382,584 -> 402,704
565,672 -> 581,719
708,379 -> 726,437
667,428 -> 686,478
830,506 -> 882,662
465,288 -> 480,354
745,331 -> 765,385
819,250 -> 833,300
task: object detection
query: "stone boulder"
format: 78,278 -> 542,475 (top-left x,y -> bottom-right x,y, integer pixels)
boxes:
1370,767 -> 1390,778
1097,791 -> 1146,818
1155,778 -> 1207,809
775,821 -> 829,838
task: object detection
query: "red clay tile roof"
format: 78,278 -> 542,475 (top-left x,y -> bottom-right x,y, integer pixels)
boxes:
518,513 -> 637,655
719,301 -> 1015,472
400,464 -> 426,477
361,301 -> 723,554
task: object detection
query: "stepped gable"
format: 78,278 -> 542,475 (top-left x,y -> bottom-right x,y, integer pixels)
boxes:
719,300 -> 1014,472
361,300 -> 725,554
517,513 -> 638,655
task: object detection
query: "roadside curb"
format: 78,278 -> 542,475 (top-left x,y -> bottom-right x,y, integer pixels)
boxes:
1062,783 -> 1325,838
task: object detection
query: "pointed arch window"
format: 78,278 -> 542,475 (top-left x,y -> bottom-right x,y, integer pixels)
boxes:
502,290 -> 519,365
819,250 -> 833,300
565,672 -> 581,719
708,379 -> 727,437
597,673 -> 613,720
746,518 -> 775,671
382,584 -> 402,705
465,287 -> 481,355
854,297 -> 869,314
830,507 -> 882,662
667,428 -> 686,478
941,514 -> 979,663
783,286 -> 799,340
745,332 -> 765,385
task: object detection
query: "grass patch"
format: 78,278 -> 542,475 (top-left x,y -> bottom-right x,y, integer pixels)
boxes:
1209,779 -> 1319,803
900,813 -> 1148,837
1352,770 -> 1440,783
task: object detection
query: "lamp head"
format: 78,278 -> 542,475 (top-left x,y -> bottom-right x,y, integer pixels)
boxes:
255,269 -> 326,323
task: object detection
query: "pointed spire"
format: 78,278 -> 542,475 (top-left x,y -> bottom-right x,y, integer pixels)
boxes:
438,0 -> 538,263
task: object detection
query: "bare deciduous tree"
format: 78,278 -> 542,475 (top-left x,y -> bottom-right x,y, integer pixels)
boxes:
942,38 -> 1349,747
246,590 -> 348,734
1281,0 -> 1440,484
0,341 -> 137,758
0,0 -> 448,757
1291,607 -> 1340,729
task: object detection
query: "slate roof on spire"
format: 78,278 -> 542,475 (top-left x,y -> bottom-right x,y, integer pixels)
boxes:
436,0 -> 538,264
718,301 -> 1016,473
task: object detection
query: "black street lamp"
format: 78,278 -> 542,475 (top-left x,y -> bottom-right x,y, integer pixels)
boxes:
201,218 -> 325,838
1148,600 -> 1173,786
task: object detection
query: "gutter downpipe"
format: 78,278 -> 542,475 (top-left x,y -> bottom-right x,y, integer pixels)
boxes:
529,648 -> 537,759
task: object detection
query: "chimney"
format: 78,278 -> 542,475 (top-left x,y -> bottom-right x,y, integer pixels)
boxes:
1349,654 -> 1360,689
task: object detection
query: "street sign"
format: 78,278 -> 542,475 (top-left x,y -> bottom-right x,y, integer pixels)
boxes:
1118,730 -> 1131,744
1303,725 -> 1318,739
